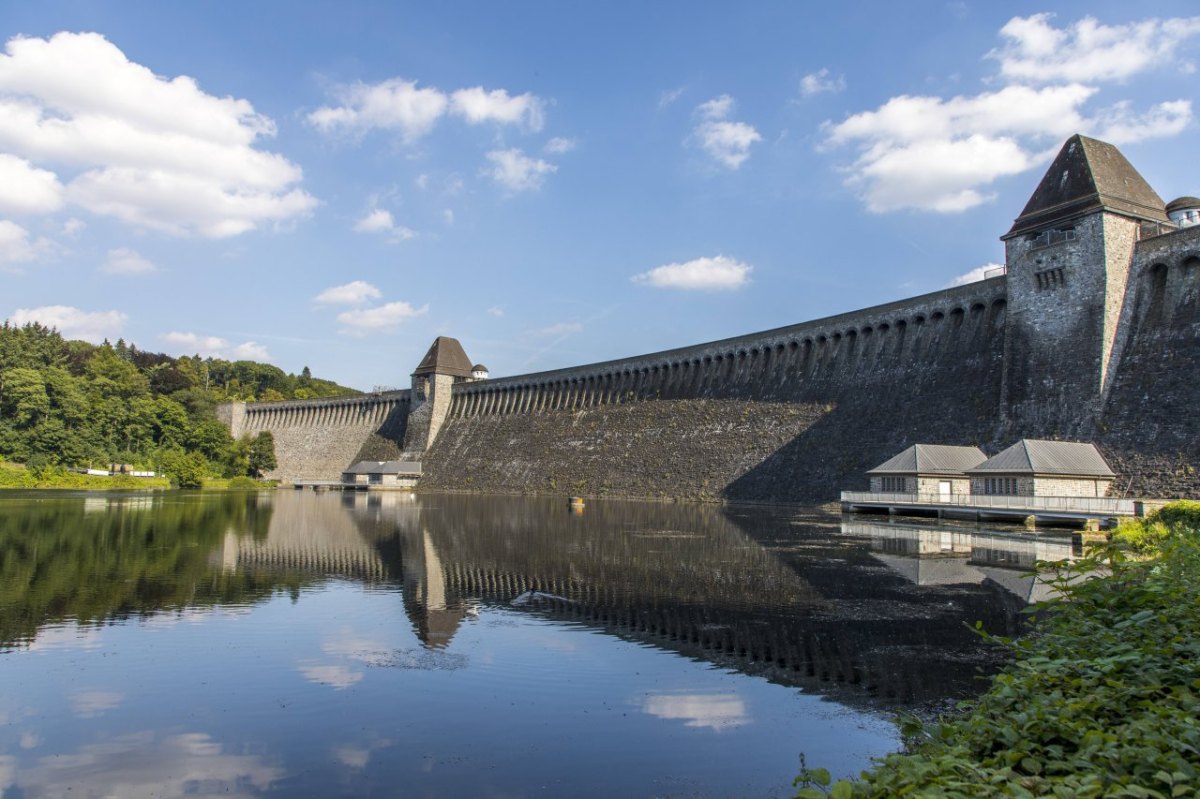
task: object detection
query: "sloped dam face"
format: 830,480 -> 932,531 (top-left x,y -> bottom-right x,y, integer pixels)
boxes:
0,490 -> 1060,797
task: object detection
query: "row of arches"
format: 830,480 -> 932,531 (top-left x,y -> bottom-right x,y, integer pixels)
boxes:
1143,253 -> 1200,326
243,396 -> 409,430
448,296 -> 1007,419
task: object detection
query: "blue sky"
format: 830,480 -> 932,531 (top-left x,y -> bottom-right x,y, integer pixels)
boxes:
2,2 -> 1199,390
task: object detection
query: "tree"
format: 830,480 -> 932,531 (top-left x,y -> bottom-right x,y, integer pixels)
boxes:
248,431 -> 277,478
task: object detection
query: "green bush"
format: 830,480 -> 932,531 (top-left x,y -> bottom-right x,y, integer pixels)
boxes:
226,476 -> 261,490
1113,500 -> 1200,555
798,535 -> 1200,797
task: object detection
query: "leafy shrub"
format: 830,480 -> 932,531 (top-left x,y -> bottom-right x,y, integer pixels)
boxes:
226,476 -> 261,490
1113,499 -> 1200,555
797,535 -> 1200,797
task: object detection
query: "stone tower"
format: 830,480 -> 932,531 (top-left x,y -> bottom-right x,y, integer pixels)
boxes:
1000,134 -> 1169,434
402,336 -> 475,454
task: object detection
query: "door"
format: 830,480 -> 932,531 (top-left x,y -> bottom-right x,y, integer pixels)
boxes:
939,480 -> 952,500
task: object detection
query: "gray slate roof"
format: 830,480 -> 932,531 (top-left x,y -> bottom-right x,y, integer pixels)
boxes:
413,336 -> 474,378
343,461 -> 384,475
868,444 -> 987,476
1166,196 -> 1200,214
1004,135 -> 1167,239
967,440 -> 1115,477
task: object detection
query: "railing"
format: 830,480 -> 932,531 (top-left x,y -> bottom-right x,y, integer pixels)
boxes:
841,491 -> 1136,516
983,266 -> 1007,279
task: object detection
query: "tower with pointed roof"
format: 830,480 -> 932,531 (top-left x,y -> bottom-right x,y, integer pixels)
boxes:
1000,134 -> 1169,433
402,336 -> 477,454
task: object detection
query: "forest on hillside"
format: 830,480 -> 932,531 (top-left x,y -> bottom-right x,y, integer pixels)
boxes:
0,321 -> 358,483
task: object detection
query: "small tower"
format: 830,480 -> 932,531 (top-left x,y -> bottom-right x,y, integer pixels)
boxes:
1166,196 -> 1200,228
1001,134 -> 1169,433
470,363 -> 489,380
402,336 -> 475,453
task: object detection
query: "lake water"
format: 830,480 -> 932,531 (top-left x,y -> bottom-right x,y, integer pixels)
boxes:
0,490 -> 1072,798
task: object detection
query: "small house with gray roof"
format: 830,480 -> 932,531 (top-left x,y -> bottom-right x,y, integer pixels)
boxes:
966,440 -> 1114,498
866,444 -> 987,497
342,460 -> 422,489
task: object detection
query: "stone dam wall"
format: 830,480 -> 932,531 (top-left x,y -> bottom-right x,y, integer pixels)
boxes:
422,279 -> 1010,503
226,392 -> 411,481
223,222 -> 1200,502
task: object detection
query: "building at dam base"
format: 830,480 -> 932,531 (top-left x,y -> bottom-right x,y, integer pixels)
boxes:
218,135 -> 1200,503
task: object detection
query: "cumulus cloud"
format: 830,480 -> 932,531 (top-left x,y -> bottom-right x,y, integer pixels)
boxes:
800,68 -> 846,97
9,305 -> 126,342
948,263 -> 1005,287
544,136 -> 576,154
631,255 -> 752,291
352,208 -> 415,239
823,14 -> 1198,214
486,306 -> 503,317
309,79 -> 547,141
691,95 -> 761,169
102,246 -> 156,275
0,153 -> 63,213
484,148 -> 557,192
990,13 -> 1200,84
0,31 -> 316,236
314,280 -> 382,306
658,86 -> 686,109
336,301 -> 428,335
0,220 -> 39,269
162,331 -> 270,361
450,86 -> 544,131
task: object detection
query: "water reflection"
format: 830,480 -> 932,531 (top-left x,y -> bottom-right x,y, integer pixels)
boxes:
0,491 -> 1069,797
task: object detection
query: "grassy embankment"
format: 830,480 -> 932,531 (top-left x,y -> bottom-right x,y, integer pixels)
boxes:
0,461 -> 170,489
796,501 -> 1200,798
0,463 -> 273,491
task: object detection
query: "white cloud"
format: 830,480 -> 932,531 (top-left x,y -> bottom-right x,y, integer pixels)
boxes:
631,255 -> 752,291
352,208 -> 415,239
442,208 -> 454,225
658,86 -> 686,109
486,306 -> 503,317
307,78 -> 447,141
528,321 -> 582,337
948,262 -> 1004,287
484,148 -> 557,192
800,68 -> 846,97
0,153 -> 63,213
450,86 -> 544,131
0,219 -> 38,269
314,280 -> 382,305
823,14 -> 1199,214
62,217 -> 84,236
9,305 -> 126,342
0,31 -> 316,236
414,173 -> 429,190
641,693 -> 749,731
102,246 -> 156,275
691,95 -> 761,169
990,14 -> 1200,84
336,301 -> 428,335
544,136 -> 576,154
162,331 -> 270,361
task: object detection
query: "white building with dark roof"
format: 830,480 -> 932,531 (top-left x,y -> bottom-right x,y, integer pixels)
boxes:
966,440 -> 1114,498
866,444 -> 987,497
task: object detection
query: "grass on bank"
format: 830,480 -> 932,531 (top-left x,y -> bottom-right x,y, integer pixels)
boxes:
796,501 -> 1200,798
0,462 -> 170,490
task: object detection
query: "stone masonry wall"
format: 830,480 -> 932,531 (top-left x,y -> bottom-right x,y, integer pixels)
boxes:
420,280 -> 1010,503
1096,224 -> 1200,498
237,392 -> 410,482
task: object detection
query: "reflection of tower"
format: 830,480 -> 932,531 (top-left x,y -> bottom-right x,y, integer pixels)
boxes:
399,528 -> 464,648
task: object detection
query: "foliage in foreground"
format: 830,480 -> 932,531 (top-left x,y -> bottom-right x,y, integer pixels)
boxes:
798,505 -> 1200,798
0,462 -> 170,490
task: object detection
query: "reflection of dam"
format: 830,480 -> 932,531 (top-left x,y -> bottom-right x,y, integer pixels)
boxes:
220,493 -> 1027,706
841,519 -> 1080,603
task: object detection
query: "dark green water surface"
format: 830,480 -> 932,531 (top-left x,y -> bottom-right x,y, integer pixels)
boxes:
0,490 -> 1073,798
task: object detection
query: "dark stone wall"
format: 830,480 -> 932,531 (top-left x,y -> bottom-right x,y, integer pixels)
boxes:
421,282 -> 1009,503
1096,228 -> 1200,498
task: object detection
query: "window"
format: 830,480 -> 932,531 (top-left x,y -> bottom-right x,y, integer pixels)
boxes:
1034,267 -> 1066,291
880,476 -> 906,492
1029,228 -> 1076,250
